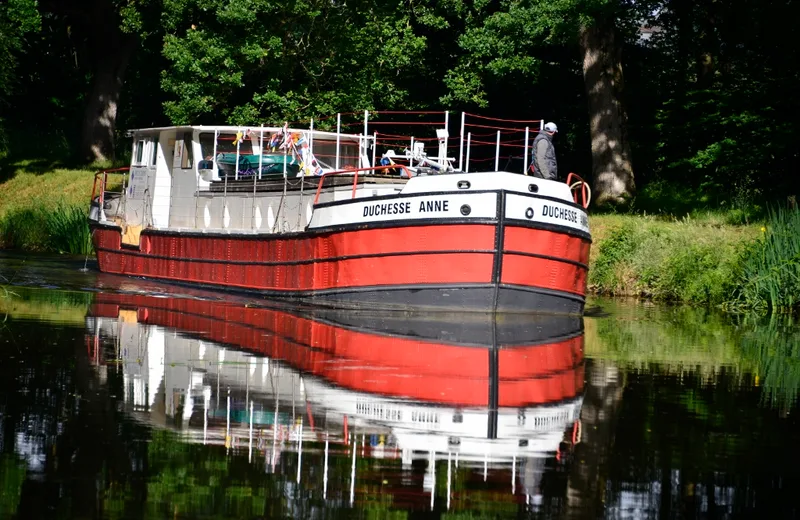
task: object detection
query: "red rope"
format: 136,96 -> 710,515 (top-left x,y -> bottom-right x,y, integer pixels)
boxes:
372,110 -> 446,115
465,112 -> 543,124
464,122 -> 530,132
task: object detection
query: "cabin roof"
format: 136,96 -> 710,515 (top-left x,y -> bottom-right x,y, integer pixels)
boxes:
126,125 -> 363,141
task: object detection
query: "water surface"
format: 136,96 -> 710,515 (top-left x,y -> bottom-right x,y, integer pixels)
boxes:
0,253 -> 798,519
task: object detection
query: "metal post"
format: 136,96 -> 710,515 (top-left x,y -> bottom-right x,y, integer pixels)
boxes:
212,129 -> 218,179
371,132 -> 377,168
335,113 -> 341,170
540,119 -> 544,132
226,389 -> 231,450
363,110 -> 369,140
249,400 -> 254,462
296,419 -> 303,484
309,118 -> 314,158
323,437 -> 329,499
495,130 -> 501,171
444,110 -> 449,132
465,132 -> 472,173
410,137 -> 415,169
271,387 -> 279,470
458,112 -> 465,171
512,455 -> 517,495
349,436 -> 357,506
235,128 -> 240,180
523,126 -> 530,175
258,125 -> 264,180
203,388 -> 209,445
429,450 -> 435,510
447,452 -> 452,510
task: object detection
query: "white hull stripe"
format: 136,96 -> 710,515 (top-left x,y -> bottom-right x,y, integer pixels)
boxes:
308,191 -> 590,236
504,193 -> 589,234
308,192 -> 498,228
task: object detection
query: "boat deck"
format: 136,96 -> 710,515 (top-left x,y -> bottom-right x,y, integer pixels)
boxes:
206,173 -> 408,194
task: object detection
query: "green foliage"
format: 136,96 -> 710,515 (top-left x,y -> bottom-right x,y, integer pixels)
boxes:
159,0 -> 440,125
587,297 -> 800,410
0,0 -> 40,98
0,203 -> 93,255
145,429 -> 280,518
736,315 -> 800,410
732,206 -> 800,313
0,0 -> 40,148
589,215 -> 750,305
0,455 -> 26,518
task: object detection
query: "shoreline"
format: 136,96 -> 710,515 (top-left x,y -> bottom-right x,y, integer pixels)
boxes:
2,164 -> 793,313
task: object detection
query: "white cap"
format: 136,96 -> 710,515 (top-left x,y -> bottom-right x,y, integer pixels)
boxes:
544,122 -> 558,133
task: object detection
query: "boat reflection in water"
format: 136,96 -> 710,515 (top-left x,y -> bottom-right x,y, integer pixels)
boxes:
86,292 -> 584,511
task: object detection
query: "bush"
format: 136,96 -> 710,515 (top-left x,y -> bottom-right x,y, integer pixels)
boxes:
589,215 -> 747,305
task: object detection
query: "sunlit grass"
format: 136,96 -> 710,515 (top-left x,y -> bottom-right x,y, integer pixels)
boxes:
588,213 -> 760,304
0,161 -> 96,253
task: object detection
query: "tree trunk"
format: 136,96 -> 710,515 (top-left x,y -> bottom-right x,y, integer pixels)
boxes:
77,0 -> 138,163
695,0 -> 718,89
81,35 -> 136,163
566,359 -> 625,516
580,18 -> 635,206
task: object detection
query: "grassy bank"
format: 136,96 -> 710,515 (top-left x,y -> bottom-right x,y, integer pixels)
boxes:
1,161 -> 797,313
590,207 -> 800,313
0,160 -> 95,254
588,212 -> 760,305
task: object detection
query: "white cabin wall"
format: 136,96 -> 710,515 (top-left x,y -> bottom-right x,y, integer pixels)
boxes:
192,133 -> 212,190
124,135 -> 159,227
169,134 -> 199,229
151,130 -> 176,228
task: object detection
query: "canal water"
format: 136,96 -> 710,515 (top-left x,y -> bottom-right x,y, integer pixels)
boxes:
0,253 -> 798,519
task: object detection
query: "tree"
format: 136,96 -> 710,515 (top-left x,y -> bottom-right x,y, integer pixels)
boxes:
579,5 -> 636,206
443,0 -> 640,206
27,0 -> 161,163
159,0 -> 442,125
0,0 -> 40,149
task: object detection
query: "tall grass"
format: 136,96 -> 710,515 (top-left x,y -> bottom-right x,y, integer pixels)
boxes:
0,203 -> 92,255
732,206 -> 800,313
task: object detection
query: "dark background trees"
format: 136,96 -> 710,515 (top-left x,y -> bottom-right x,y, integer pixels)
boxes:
1,0 -> 798,208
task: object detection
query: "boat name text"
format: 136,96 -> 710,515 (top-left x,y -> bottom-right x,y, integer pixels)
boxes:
363,199 -> 450,218
542,204 -> 578,224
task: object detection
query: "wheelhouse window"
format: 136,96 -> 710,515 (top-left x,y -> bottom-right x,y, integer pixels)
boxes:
133,139 -> 145,165
149,137 -> 159,166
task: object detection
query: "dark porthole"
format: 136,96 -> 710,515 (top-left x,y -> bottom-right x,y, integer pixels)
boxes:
457,180 -> 471,189
460,204 -> 472,216
525,207 -> 534,219
528,183 -> 539,193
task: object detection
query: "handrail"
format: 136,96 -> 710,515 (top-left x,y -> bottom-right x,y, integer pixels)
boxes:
312,164 -> 413,205
565,172 -> 591,209
91,167 -> 130,209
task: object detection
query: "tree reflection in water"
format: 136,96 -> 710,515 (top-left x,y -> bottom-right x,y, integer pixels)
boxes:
0,286 -> 798,518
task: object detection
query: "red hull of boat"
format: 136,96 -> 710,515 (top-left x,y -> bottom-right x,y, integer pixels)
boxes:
91,219 -> 590,314
89,293 -> 584,408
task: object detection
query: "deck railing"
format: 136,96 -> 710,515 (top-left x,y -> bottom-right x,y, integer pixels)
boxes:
91,167 -> 131,218
566,172 -> 591,209
313,164 -> 412,205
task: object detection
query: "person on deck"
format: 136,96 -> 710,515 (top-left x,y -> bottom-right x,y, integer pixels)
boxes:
531,122 -> 558,180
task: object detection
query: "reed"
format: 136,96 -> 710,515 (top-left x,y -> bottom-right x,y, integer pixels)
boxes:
0,204 -> 92,255
732,206 -> 800,313
46,204 -> 93,255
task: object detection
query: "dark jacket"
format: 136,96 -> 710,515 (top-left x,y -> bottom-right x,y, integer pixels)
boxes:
531,132 -> 557,180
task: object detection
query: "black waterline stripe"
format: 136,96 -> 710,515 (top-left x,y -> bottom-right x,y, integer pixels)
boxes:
96,247 -> 497,266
